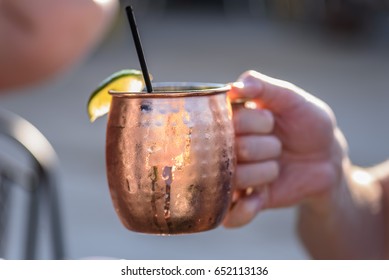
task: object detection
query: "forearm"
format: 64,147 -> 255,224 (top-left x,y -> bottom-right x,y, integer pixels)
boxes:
298,159 -> 387,259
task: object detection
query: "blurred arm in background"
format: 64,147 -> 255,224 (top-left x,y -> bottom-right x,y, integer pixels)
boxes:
224,70 -> 389,259
0,0 -> 118,91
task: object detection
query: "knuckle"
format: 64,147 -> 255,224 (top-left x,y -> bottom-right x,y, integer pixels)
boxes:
233,109 -> 275,134
237,135 -> 282,162
266,136 -> 282,156
235,160 -> 279,188
268,160 -> 280,180
258,109 -> 274,133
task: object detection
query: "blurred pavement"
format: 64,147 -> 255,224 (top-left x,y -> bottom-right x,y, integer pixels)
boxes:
1,8 -> 389,259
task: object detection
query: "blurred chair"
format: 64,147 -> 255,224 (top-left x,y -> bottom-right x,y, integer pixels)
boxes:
0,109 -> 65,259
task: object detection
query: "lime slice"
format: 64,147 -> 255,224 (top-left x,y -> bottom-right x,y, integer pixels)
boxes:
87,69 -> 148,122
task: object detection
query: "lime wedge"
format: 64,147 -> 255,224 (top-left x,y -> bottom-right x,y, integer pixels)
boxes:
87,69 -> 148,122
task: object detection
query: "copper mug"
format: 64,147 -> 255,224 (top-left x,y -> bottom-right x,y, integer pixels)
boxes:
106,83 -> 235,235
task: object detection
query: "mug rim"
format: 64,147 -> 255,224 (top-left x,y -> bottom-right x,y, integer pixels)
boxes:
109,82 -> 231,98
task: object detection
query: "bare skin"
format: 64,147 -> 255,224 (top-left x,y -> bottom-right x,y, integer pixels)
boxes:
0,0 -> 118,91
2,1 -> 387,258
224,70 -> 389,259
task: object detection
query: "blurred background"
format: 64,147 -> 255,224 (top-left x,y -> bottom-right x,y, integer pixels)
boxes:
1,0 -> 389,259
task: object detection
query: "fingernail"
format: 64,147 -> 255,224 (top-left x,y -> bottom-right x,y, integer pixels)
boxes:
232,81 -> 244,89
260,109 -> 273,118
244,193 -> 265,214
253,197 -> 265,213
256,187 -> 269,211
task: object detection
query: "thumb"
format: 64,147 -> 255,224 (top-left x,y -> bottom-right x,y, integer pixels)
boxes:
229,70 -> 315,114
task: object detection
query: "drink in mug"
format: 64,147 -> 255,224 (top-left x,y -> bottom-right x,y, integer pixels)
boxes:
105,82 -> 235,234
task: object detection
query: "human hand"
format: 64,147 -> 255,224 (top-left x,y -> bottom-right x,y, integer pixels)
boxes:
223,70 -> 347,227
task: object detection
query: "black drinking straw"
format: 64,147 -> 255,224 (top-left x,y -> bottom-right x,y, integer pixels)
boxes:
126,6 -> 153,93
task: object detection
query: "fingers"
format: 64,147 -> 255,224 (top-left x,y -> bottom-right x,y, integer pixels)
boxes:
229,70 -> 306,114
233,108 -> 274,135
235,161 -> 279,190
224,70 -> 290,228
223,188 -> 268,228
236,135 -> 281,162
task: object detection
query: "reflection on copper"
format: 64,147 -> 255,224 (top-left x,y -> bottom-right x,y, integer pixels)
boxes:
106,83 -> 235,235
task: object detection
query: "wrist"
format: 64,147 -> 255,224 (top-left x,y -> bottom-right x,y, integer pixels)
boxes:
299,128 -> 351,215
300,160 -> 383,218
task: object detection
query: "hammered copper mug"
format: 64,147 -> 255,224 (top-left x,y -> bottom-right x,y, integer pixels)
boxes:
106,82 -> 235,235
